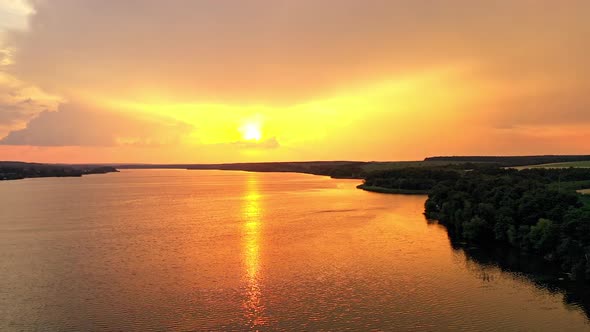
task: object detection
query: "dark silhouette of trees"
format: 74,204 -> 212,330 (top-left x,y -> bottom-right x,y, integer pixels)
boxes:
360,165 -> 590,279
422,167 -> 590,280
0,162 -> 118,180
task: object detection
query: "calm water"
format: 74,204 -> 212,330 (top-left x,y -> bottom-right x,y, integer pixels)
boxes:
1,170 -> 589,331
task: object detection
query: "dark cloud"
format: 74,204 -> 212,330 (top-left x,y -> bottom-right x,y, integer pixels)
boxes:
0,103 -> 193,146
0,73 -> 58,135
0,103 -> 39,126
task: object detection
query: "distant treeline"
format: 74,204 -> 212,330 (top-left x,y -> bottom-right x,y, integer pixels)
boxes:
185,161 -> 368,179
424,155 -> 590,167
0,162 -> 118,180
115,155 -> 590,178
363,165 -> 590,279
360,163 -> 484,193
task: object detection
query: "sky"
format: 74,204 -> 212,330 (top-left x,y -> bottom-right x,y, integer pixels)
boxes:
0,0 -> 588,163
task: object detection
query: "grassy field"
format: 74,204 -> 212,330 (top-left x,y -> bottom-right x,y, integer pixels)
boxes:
516,161 -> 590,169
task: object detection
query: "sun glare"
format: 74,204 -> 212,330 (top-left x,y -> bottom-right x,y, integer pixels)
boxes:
241,123 -> 262,141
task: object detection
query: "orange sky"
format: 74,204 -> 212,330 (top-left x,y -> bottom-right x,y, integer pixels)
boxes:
0,0 -> 589,163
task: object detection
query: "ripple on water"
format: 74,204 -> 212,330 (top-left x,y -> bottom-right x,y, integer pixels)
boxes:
1,170 -> 589,331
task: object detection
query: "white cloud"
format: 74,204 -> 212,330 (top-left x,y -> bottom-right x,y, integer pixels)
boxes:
0,0 -> 33,31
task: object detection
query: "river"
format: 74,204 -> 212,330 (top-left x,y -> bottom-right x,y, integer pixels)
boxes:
1,170 -> 588,331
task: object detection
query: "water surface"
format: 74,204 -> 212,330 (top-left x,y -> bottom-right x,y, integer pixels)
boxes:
1,170 -> 589,331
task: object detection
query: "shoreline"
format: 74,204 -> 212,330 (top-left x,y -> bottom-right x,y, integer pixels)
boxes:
0,163 -> 119,181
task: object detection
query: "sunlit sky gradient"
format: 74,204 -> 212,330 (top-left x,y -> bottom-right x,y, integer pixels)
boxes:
0,0 -> 589,163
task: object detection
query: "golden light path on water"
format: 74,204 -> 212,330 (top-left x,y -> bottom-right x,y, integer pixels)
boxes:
241,173 -> 268,329
1,170 -> 589,330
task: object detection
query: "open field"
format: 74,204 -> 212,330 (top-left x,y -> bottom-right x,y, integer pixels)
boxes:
516,161 -> 590,169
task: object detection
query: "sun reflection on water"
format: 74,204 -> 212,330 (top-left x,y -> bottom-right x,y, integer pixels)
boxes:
241,173 -> 268,329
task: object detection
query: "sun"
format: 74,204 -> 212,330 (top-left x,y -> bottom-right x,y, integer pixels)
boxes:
241,123 -> 262,141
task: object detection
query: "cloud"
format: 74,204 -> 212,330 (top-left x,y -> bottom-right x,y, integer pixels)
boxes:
0,103 -> 193,146
0,71 -> 61,136
486,91 -> 590,128
0,0 -> 589,160
0,0 -> 32,31
9,1 -> 589,105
